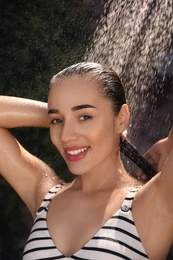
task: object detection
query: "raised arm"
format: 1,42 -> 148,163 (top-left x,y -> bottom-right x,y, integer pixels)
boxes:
157,129 -> 173,211
0,95 -> 49,128
0,96 -> 60,217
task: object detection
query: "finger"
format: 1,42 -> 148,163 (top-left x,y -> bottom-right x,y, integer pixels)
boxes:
143,151 -> 159,171
168,128 -> 173,139
136,170 -> 148,183
121,129 -> 128,140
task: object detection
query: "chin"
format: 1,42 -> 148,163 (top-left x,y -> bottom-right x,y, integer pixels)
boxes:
67,165 -> 88,176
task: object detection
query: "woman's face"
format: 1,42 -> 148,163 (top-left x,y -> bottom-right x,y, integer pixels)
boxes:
48,76 -> 125,176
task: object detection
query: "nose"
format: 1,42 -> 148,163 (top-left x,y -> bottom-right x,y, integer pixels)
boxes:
60,121 -> 78,143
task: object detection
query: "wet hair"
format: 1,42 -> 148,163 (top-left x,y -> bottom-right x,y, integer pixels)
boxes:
50,62 -> 156,179
50,62 -> 126,116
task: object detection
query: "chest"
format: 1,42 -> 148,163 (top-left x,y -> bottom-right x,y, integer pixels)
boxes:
24,186 -> 150,259
47,189 -> 126,257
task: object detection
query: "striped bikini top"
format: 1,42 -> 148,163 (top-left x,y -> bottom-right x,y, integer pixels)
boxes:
23,184 -> 149,260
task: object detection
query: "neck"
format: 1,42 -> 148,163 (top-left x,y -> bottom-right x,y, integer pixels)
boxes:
72,156 -> 132,195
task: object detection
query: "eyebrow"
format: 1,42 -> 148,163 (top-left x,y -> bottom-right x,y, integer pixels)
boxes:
48,104 -> 97,114
72,104 -> 96,111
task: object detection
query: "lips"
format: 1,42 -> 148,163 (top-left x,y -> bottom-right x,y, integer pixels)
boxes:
64,146 -> 89,161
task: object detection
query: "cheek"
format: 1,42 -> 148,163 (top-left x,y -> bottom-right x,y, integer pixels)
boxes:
91,121 -> 116,145
49,128 -> 60,148
102,122 -> 118,148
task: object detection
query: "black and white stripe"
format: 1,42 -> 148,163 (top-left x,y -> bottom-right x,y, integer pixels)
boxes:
23,185 -> 149,260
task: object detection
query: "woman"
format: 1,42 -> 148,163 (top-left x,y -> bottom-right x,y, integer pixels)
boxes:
0,62 -> 172,259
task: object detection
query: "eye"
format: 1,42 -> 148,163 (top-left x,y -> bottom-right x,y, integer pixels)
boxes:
79,115 -> 92,121
49,118 -> 63,125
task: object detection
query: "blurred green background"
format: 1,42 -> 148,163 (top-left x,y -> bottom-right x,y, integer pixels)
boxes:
0,1 -> 106,258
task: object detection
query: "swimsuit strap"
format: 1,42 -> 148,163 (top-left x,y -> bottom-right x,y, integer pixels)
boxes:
120,186 -> 142,214
36,183 -> 67,216
36,184 -> 142,216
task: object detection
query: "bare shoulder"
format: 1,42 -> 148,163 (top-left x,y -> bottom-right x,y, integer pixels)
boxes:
34,158 -> 63,213
23,152 -> 65,217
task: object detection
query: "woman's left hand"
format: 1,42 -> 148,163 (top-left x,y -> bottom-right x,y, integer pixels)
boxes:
136,128 -> 173,182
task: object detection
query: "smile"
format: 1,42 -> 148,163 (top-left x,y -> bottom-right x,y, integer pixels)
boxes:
64,146 -> 89,162
66,147 -> 88,156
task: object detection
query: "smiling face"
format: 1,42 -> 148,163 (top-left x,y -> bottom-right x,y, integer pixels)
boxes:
48,76 -> 129,176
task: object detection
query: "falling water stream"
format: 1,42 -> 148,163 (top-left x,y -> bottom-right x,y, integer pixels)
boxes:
86,0 -> 173,152
86,1 -> 173,258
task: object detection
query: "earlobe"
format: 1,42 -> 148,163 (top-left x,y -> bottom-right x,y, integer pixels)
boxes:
117,104 -> 130,133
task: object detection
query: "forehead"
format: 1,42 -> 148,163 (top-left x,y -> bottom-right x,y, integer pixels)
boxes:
48,76 -> 111,110
49,76 -> 99,101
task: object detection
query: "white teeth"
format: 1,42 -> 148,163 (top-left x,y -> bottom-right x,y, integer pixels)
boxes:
67,147 -> 88,156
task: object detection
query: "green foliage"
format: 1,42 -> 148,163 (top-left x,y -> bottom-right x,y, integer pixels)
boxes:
0,0 -> 105,258
0,178 -> 33,259
0,0 -> 103,100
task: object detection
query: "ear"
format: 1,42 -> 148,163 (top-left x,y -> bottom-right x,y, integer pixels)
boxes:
116,104 -> 130,134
